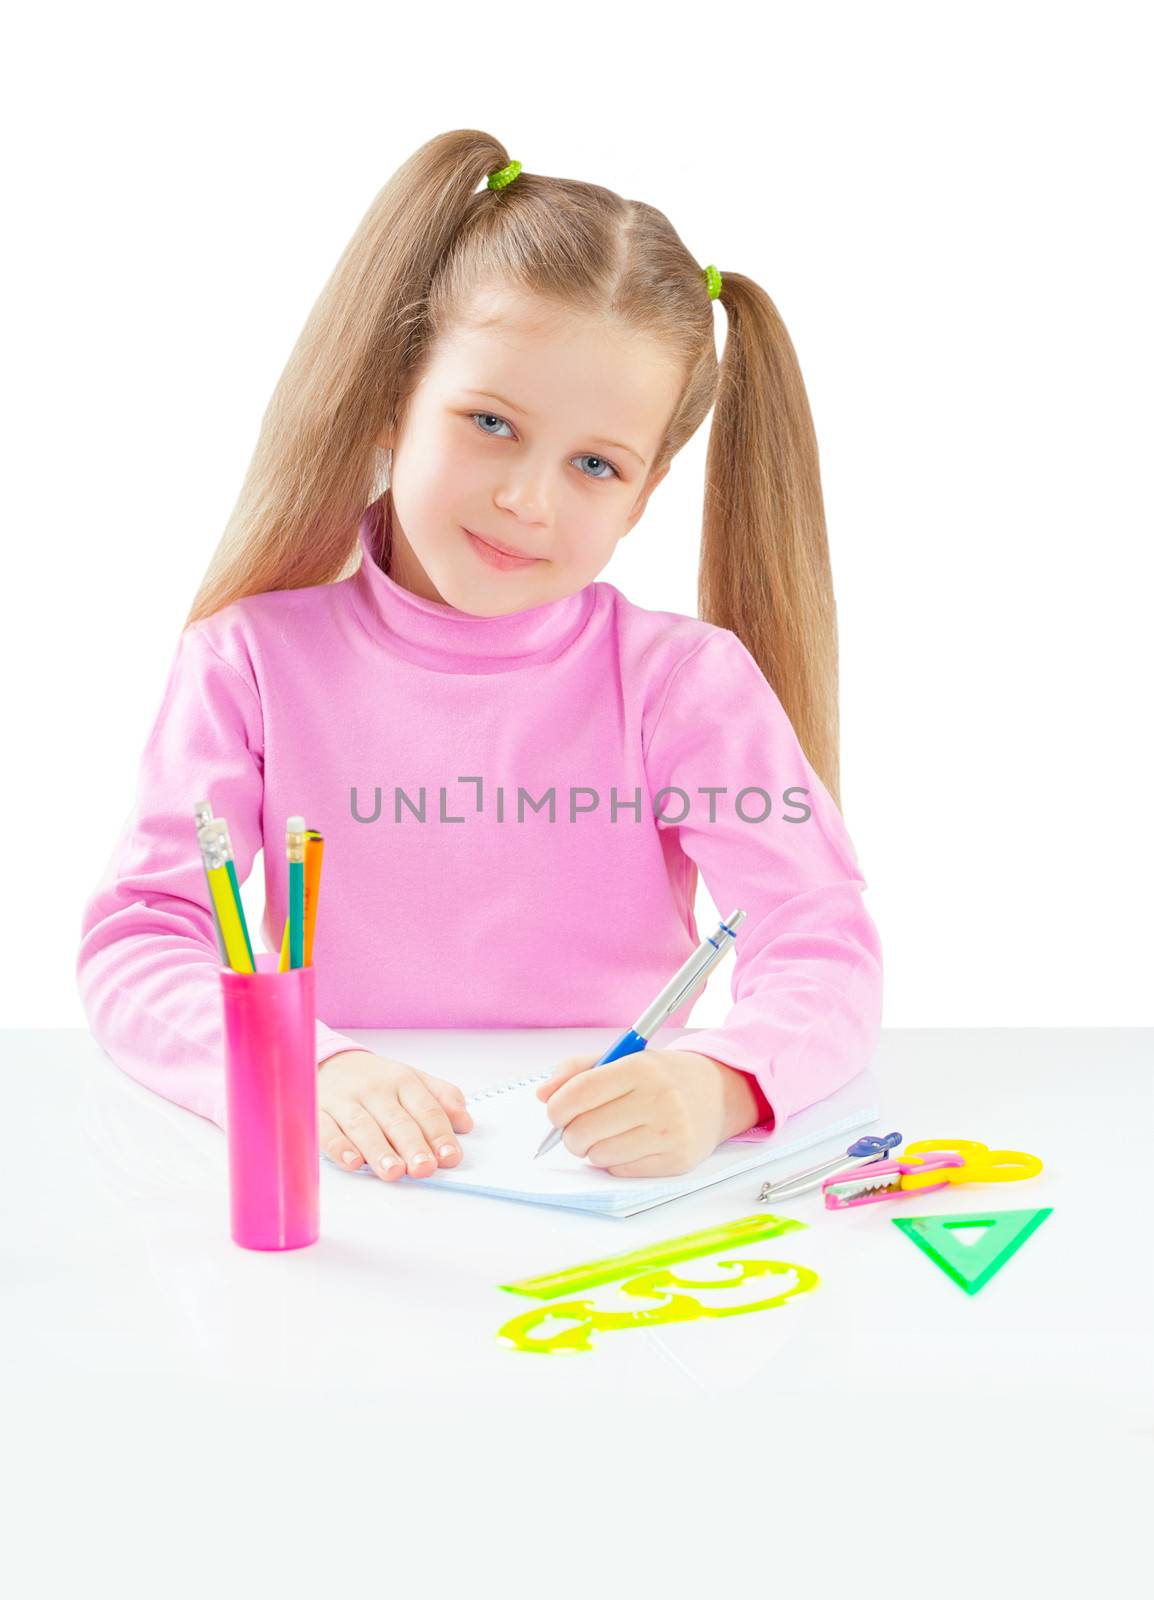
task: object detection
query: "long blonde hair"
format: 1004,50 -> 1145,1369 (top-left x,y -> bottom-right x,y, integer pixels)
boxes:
185,129 -> 843,806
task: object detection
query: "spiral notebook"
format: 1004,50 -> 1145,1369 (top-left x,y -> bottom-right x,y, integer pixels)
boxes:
331,1061 -> 882,1217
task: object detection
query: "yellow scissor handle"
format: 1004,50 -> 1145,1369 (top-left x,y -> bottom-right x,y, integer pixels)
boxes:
901,1138 -> 1043,1188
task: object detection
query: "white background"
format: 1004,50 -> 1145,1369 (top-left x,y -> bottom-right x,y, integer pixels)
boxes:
4,0 -> 1150,1026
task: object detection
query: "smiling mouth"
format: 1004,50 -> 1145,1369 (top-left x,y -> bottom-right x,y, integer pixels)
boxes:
464,528 -> 543,562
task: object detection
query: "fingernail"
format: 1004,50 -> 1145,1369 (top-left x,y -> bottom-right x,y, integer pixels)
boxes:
438,1142 -> 457,1160
410,1152 -> 434,1169
379,1155 -> 402,1175
342,1150 -> 360,1167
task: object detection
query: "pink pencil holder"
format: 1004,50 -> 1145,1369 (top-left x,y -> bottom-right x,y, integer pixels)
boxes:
220,951 -> 319,1251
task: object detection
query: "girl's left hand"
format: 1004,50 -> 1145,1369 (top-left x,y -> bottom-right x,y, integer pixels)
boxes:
535,1049 -> 758,1178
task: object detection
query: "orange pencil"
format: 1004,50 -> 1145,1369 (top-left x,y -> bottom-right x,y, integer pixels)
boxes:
303,830 -> 324,965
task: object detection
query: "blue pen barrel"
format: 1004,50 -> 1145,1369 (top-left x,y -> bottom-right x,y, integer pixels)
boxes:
532,912 -> 746,1161
595,1029 -> 649,1065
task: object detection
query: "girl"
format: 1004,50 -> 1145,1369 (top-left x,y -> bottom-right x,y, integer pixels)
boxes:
77,129 -> 882,1184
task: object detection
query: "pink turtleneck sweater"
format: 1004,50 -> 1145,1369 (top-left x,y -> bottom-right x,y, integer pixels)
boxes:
76,510 -> 883,1137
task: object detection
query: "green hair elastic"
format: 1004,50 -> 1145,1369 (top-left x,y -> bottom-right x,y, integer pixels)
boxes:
487,160 -> 522,191
485,161 -> 722,302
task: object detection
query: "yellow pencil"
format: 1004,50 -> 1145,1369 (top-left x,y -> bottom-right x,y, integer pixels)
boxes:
199,822 -> 255,973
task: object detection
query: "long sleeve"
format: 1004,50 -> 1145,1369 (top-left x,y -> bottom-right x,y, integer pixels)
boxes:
645,628 -> 883,1132
76,623 -> 364,1131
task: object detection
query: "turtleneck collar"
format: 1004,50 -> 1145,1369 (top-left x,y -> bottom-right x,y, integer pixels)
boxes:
348,504 -> 598,673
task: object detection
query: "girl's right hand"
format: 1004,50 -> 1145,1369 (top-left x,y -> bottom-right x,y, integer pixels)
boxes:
317,1050 -> 474,1181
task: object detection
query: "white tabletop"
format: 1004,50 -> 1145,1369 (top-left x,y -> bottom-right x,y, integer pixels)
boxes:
3,1025 -> 1150,1586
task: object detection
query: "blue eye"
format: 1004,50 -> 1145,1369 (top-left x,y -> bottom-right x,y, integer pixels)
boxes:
574,453 -> 619,482
468,412 -> 620,481
471,411 -> 514,440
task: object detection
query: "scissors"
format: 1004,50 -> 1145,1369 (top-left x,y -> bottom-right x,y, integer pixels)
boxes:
821,1138 -> 1043,1211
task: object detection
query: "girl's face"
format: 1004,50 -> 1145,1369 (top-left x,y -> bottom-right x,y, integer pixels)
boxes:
377,286 -> 682,613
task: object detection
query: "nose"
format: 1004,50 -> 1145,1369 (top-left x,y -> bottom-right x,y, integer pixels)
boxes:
493,464 -> 553,525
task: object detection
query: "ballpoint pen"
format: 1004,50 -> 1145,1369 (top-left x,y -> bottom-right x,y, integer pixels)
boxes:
533,909 -> 747,1160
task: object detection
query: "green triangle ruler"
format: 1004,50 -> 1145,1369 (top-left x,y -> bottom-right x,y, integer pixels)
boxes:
892,1208 -> 1052,1295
